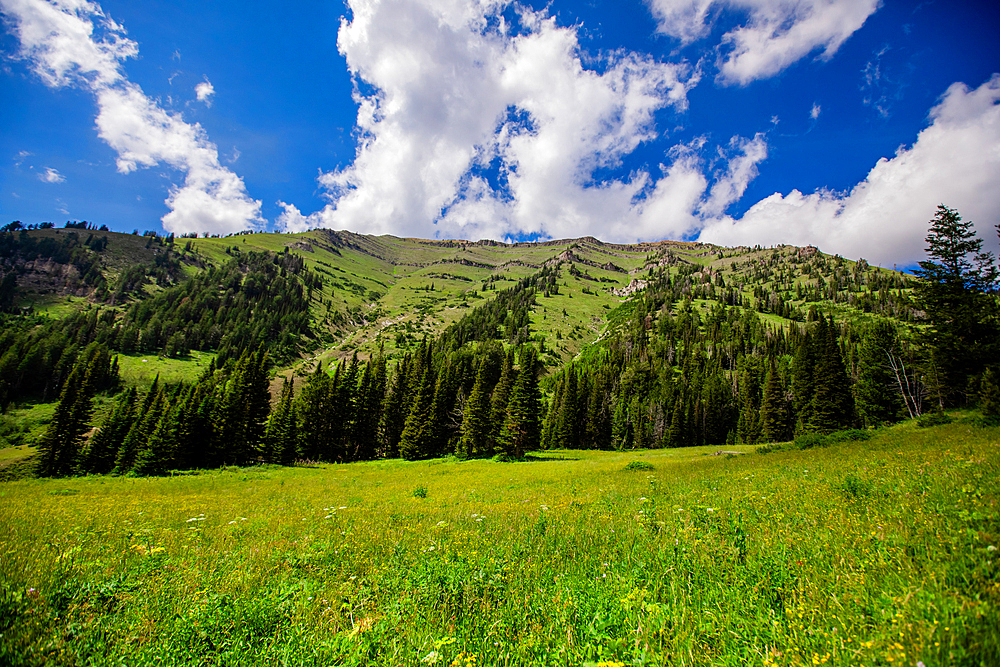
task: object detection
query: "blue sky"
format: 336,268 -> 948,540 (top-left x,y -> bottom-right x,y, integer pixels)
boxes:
1,0 -> 998,266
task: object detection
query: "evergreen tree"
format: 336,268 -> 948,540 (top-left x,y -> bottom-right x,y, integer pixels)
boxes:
399,364 -> 435,460
380,355 -> 410,458
541,375 -> 565,450
611,391 -> 631,450
913,205 -> 1000,406
133,397 -> 178,475
736,359 -> 763,444
809,316 -> 854,432
79,386 -> 137,474
855,320 -> 905,427
498,346 -> 541,457
760,361 -> 788,442
980,366 -> 1000,420
214,347 -> 270,464
489,348 -> 516,450
667,396 -> 686,447
266,377 -> 298,464
36,363 -> 92,477
297,363 -> 333,461
458,360 -> 492,458
791,327 -> 816,433
115,381 -> 164,474
554,366 -> 579,448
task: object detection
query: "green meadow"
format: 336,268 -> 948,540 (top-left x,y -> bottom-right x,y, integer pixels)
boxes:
1,419 -> 997,666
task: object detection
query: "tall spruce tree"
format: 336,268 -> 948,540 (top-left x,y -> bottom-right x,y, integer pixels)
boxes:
489,348 -> 516,451
855,320 -> 906,427
458,360 -> 492,458
913,205 -> 999,406
809,316 -> 854,432
266,377 -> 297,464
36,363 -> 92,477
297,363 -> 333,461
498,346 -> 541,457
399,364 -> 435,460
115,381 -> 164,474
80,386 -> 137,474
760,360 -> 788,442
791,327 -> 816,434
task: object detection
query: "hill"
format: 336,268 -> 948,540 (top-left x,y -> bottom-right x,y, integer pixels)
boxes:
0,219 -> 989,477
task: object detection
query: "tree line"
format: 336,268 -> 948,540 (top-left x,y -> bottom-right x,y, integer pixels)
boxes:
25,205 -> 1000,476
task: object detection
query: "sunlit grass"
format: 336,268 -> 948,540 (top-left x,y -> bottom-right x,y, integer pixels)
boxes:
2,419 -> 996,666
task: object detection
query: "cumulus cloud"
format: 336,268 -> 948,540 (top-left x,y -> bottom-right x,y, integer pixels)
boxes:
810,102 -> 821,120
700,133 -> 767,217
281,0 -> 709,243
647,0 -> 881,85
1,0 -> 261,234
195,79 -> 214,106
698,74 -> 1000,266
38,166 -> 65,183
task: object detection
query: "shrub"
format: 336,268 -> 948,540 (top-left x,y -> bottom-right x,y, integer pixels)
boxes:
624,460 -> 654,471
412,486 -> 427,498
917,412 -> 952,428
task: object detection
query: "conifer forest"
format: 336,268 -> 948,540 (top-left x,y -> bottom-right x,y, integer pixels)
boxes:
1,205 -> 997,477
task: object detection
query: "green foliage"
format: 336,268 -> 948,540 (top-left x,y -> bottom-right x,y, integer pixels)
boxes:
854,319 -> 907,426
623,460 -> 653,470
411,485 -> 428,498
913,205 -> 1000,406
121,249 -> 318,363
917,412 -> 953,428
1,422 -> 997,665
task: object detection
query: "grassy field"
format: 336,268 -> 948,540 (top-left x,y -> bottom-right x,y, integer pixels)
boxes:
1,420 -> 996,666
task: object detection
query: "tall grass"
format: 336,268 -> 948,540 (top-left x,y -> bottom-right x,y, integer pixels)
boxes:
1,420 -> 997,666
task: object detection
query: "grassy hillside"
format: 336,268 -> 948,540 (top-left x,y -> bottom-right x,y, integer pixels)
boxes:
0,417 -> 996,665
6,227 -> 915,363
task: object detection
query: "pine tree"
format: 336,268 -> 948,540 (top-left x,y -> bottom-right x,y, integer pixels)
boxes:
115,381 -> 164,474
611,391 -> 631,450
791,327 -> 816,433
214,347 -> 270,465
399,364 -> 435,460
458,360 -> 492,458
266,377 -> 297,464
133,397 -> 178,475
541,374 -> 565,450
554,366 -> 579,448
760,361 -> 788,442
913,205 -> 1000,406
667,396 -> 686,447
79,386 -> 137,474
498,346 -> 541,458
736,359 -> 763,444
809,316 -> 854,433
36,363 -> 92,477
854,320 -> 905,427
380,355 -> 410,458
297,363 -> 333,461
489,348 -> 516,451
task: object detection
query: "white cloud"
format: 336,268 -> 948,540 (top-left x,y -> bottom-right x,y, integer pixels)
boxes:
281,0 -> 703,243
1,0 -> 261,234
647,0 -> 881,85
195,79 -> 214,106
698,74 -> 1000,266
810,102 -> 821,120
38,166 -> 65,183
700,133 -> 767,217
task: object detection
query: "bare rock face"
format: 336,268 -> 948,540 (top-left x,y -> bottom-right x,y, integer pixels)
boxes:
611,279 -> 647,298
